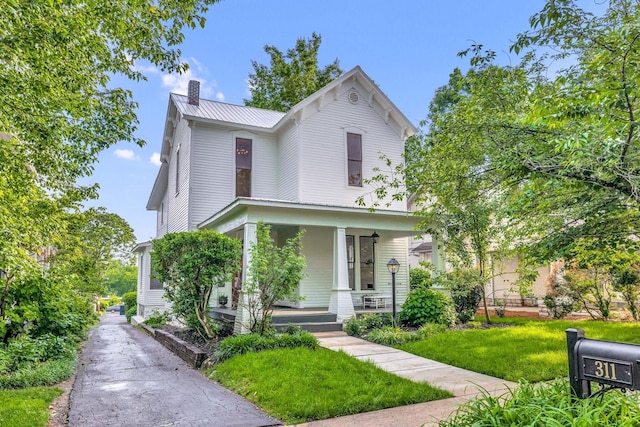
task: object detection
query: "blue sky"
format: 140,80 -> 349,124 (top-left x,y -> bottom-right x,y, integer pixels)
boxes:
86,0 -> 569,243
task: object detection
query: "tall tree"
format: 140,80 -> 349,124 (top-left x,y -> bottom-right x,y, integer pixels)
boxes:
399,0 -> 640,266
244,32 -> 343,112
52,208 -> 136,296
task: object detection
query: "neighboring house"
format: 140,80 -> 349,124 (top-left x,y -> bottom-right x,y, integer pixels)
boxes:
135,66 -> 432,331
406,197 -> 548,305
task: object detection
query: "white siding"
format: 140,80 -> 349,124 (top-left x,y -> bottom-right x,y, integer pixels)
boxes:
277,122 -> 299,201
190,123 -> 235,229
156,193 -> 168,237
136,245 -> 167,311
374,236 -> 410,304
167,118 -> 191,233
253,134 -> 279,199
190,125 -> 279,229
298,86 -> 407,210
298,226 -> 333,307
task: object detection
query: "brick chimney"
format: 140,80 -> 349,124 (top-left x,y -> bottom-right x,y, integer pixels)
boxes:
187,80 -> 200,106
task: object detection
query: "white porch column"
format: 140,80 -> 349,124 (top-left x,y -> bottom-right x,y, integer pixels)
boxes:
431,235 -> 446,273
328,227 -> 355,322
234,222 -> 259,335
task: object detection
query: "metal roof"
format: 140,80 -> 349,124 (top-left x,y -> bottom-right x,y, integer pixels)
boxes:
171,94 -> 285,129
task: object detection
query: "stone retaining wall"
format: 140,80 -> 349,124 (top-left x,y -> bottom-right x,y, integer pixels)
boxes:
141,325 -> 207,368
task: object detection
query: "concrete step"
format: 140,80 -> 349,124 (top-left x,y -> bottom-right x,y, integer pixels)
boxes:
274,322 -> 343,333
272,313 -> 337,324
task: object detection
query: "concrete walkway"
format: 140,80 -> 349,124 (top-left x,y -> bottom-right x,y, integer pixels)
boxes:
69,313 -> 280,427
292,331 -> 516,427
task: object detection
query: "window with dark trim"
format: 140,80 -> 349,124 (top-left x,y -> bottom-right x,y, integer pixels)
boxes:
150,269 -> 163,290
347,133 -> 362,187
236,138 -> 252,197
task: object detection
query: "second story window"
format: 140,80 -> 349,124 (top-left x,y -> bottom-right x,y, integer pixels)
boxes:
347,133 -> 362,187
236,138 -> 252,197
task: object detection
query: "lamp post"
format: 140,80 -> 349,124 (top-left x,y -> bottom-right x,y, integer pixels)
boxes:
387,258 -> 400,324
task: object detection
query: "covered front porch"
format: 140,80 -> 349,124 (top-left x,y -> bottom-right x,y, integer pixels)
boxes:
210,306 -> 401,333
198,198 -> 444,333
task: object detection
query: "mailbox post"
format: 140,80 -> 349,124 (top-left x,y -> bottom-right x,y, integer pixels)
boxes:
566,328 -> 590,398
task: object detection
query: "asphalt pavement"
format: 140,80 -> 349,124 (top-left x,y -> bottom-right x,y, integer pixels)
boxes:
68,313 -> 280,427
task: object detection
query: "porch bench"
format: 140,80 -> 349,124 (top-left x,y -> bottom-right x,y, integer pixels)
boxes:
362,293 -> 392,309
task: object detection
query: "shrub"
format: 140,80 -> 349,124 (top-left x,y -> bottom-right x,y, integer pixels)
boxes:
367,326 -> 421,345
0,355 -> 76,389
400,288 -> 455,327
445,268 -> 484,324
343,313 -> 392,337
144,310 -> 171,328
439,379 -> 640,426
410,267 -> 433,290
125,306 -> 136,323
121,291 -> 137,311
416,323 -> 447,339
544,295 -> 577,319
214,330 -> 317,363
152,231 -> 242,339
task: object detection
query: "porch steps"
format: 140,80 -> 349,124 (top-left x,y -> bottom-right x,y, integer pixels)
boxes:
210,308 -> 343,333
272,312 -> 342,333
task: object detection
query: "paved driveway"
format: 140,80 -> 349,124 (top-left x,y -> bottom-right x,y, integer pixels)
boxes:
69,313 -> 280,427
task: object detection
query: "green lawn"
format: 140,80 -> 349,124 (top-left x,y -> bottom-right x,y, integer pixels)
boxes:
398,318 -> 640,382
0,387 -> 61,427
211,346 -> 452,424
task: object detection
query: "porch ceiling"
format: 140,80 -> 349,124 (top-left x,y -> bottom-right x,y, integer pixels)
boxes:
198,198 -> 425,236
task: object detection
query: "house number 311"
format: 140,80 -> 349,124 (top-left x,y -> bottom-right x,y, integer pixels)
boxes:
594,361 -> 618,380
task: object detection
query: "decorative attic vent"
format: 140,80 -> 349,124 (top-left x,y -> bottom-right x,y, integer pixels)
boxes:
188,80 -> 200,106
348,90 -> 359,104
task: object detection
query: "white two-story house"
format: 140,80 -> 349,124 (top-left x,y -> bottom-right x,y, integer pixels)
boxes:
135,66 -> 434,331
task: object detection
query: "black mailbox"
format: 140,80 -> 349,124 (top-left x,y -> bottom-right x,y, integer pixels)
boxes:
567,328 -> 640,398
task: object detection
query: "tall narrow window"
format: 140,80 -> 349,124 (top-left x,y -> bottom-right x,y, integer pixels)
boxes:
236,138 -> 252,197
347,133 -> 362,187
160,202 -> 164,225
359,236 -> 374,290
175,146 -> 180,195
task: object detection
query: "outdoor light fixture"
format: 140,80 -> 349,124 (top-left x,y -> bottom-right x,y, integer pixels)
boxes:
387,258 -> 400,324
371,231 -> 379,244
386,258 -> 400,274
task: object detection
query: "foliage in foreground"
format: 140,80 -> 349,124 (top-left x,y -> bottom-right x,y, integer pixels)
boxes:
367,324 -> 447,346
400,287 -> 455,327
439,379 -> 640,426
214,330 -> 318,363
242,222 -> 306,335
0,387 -> 62,427
212,347 -> 451,423
0,353 -> 76,389
152,230 -> 242,338
343,313 -> 392,337
399,318 -> 640,382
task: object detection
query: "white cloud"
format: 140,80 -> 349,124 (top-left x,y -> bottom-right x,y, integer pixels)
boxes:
161,58 -> 216,99
134,64 -> 160,74
114,149 -> 138,161
216,92 -> 225,101
150,152 -> 162,166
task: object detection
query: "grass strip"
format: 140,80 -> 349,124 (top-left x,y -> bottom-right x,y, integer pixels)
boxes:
211,347 -> 452,424
0,387 -> 62,427
399,318 -> 640,382
0,355 -> 76,389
